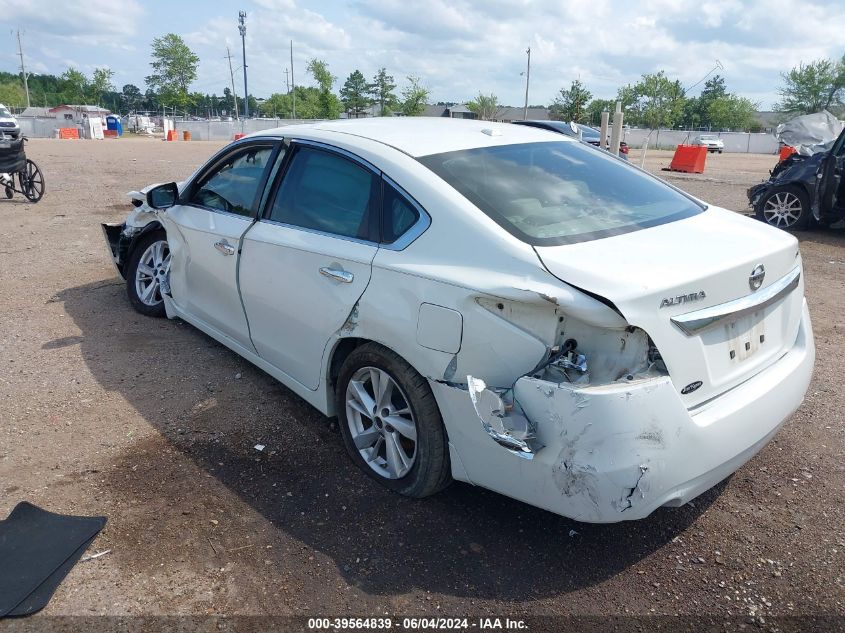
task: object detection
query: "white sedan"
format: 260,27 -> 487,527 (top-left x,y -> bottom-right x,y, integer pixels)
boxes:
696,134 -> 725,153
103,119 -> 814,522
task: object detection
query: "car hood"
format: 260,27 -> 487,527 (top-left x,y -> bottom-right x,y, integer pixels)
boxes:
535,206 -> 803,406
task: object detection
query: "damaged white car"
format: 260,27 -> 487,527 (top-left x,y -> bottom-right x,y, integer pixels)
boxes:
103,119 -> 814,522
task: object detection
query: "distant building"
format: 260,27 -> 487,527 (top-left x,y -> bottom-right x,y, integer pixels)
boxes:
45,105 -> 111,123
19,106 -> 52,118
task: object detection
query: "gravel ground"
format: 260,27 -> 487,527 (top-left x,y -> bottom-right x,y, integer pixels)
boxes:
0,139 -> 843,628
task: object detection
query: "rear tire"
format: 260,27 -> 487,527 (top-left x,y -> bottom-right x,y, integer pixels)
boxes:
125,231 -> 170,317
755,185 -> 811,230
336,343 -> 452,498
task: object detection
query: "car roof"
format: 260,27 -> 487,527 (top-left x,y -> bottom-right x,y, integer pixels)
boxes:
254,118 -> 570,157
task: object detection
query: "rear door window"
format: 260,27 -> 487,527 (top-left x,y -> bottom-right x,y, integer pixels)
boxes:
381,180 -> 420,244
266,146 -> 378,241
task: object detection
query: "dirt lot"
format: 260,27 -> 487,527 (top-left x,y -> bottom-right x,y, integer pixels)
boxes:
1,139 -> 843,627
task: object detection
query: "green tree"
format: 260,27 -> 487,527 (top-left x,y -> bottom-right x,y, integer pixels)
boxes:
60,68 -> 90,103
399,76 -> 429,116
0,82 -> 26,107
549,79 -> 593,122
467,92 -> 500,120
292,86 -> 324,119
306,58 -> 341,119
776,56 -> 845,115
340,70 -> 371,118
145,33 -> 200,111
90,67 -> 115,105
621,71 -> 685,129
121,84 -> 143,111
369,68 -> 397,116
707,95 -> 758,130
584,98 -> 615,126
691,74 -> 727,128
260,92 -> 292,118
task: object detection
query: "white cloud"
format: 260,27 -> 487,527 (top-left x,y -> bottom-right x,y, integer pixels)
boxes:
1,0 -> 843,109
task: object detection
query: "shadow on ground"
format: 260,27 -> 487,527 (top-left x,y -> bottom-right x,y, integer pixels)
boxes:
54,279 -> 723,601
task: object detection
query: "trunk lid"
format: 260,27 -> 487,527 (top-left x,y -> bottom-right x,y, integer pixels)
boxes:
535,207 -> 804,407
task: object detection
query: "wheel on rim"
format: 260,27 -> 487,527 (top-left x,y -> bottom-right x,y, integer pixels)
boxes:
336,343 -> 451,497
125,230 -> 170,317
18,159 -> 44,203
756,185 -> 810,230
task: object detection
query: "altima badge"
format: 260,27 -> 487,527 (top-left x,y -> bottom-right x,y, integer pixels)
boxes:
660,291 -> 706,308
749,264 -> 765,291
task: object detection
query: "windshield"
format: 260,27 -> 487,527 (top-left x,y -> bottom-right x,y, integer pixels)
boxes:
0,107 -> 13,118
699,135 -> 716,140
419,141 -> 704,245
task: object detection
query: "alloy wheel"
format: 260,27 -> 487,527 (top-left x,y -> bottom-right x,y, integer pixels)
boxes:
345,366 -> 417,479
134,239 -> 170,307
762,191 -> 803,228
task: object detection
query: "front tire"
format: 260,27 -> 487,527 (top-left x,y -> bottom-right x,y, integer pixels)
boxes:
336,343 -> 451,498
755,185 -> 811,230
125,230 -> 170,317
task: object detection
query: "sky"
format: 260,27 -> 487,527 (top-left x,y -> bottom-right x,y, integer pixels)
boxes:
0,0 -> 843,110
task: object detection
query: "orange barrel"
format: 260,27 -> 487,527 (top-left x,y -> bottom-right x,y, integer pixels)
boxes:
234,133 -> 245,140
779,145 -> 796,162
182,130 -> 191,141
166,130 -> 178,141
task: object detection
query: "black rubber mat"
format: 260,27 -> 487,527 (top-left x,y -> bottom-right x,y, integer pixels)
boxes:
0,502 -> 106,617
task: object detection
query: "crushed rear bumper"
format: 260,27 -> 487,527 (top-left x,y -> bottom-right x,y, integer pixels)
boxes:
434,301 -> 814,522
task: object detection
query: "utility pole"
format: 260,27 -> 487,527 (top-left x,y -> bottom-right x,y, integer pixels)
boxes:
284,68 -> 290,94
238,11 -> 248,118
225,47 -> 239,120
16,29 -> 31,108
290,40 -> 296,119
522,46 -> 531,120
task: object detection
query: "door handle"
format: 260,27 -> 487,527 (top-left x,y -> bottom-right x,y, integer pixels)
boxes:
319,267 -> 354,283
214,240 -> 236,256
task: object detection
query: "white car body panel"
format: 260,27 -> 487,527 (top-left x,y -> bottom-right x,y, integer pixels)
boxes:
161,204 -> 254,349
535,207 -> 803,407
239,221 -> 378,390
114,118 -> 815,522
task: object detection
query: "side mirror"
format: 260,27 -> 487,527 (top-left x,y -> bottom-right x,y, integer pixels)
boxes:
146,182 -> 179,210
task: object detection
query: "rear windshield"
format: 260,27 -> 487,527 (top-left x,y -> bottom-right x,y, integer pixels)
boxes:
419,141 -> 704,245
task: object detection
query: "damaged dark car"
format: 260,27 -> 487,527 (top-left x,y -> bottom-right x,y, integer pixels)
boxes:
748,112 -> 845,230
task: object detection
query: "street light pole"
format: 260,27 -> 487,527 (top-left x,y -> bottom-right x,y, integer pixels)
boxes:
238,11 -> 248,118
522,46 -> 531,120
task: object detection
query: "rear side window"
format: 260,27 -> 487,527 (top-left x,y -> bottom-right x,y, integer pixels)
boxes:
381,180 -> 420,243
189,146 -> 273,216
267,147 -> 377,240
419,141 -> 703,246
